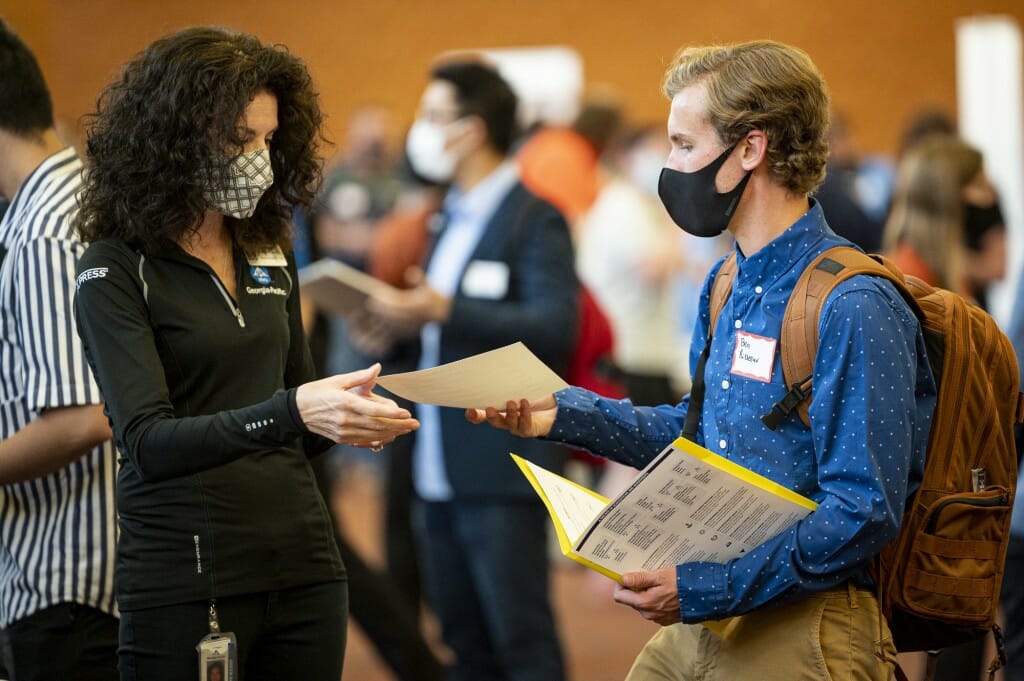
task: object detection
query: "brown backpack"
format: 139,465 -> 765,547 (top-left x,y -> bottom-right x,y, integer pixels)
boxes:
704,246 -> 1024,660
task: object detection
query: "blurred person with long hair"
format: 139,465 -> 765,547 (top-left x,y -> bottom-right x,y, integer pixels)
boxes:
884,136 -> 969,292
889,117 -> 1007,308
73,27 -> 418,680
883,135 -> 1003,301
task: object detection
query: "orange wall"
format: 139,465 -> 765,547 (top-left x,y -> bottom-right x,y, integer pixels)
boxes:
5,0 -> 1024,156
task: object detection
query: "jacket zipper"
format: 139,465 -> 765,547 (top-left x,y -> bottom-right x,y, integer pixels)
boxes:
924,492 -> 1009,534
209,274 -> 246,328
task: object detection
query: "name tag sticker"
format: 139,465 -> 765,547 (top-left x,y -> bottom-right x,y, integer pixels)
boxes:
245,245 -> 288,267
461,260 -> 510,299
730,331 -> 777,383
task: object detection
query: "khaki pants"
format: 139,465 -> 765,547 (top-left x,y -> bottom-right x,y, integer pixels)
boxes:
626,583 -> 896,681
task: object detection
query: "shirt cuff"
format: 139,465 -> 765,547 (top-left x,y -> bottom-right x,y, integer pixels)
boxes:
282,388 -> 309,434
676,561 -> 730,623
26,382 -> 102,413
548,386 -> 601,442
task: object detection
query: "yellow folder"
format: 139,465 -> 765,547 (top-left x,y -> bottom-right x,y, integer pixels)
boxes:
512,436 -> 817,583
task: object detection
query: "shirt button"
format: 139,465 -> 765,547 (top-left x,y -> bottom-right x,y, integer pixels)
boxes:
721,379 -> 730,390
734,319 -> 742,329
719,439 -> 727,450
755,285 -> 763,294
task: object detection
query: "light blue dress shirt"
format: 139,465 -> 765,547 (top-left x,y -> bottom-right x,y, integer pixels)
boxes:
548,201 -> 936,622
414,162 -> 520,500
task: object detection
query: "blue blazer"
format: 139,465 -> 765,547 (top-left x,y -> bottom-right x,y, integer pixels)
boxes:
426,182 -> 578,500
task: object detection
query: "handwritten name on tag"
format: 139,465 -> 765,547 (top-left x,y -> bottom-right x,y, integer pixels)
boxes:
730,331 -> 777,383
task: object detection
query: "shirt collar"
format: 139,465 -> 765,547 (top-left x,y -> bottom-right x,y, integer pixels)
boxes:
444,161 -> 519,223
734,199 -> 831,282
1,147 -> 80,237
7,147 -> 79,208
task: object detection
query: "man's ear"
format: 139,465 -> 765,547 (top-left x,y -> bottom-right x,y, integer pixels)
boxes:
740,130 -> 768,171
447,115 -> 486,153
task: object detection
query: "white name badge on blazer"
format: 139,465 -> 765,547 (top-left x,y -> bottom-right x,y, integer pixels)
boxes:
461,260 -> 510,299
245,245 -> 288,267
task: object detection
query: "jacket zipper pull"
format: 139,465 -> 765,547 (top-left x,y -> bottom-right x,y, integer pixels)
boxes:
209,274 -> 246,328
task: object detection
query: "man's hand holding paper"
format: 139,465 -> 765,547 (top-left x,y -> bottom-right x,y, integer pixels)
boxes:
464,396 -> 557,439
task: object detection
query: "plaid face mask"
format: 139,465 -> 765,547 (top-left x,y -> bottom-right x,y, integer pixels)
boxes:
205,149 -> 275,219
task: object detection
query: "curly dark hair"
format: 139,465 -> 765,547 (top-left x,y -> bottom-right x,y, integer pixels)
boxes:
77,27 -> 324,252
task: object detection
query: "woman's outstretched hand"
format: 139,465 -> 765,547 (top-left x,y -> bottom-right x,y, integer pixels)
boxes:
464,394 -> 558,439
296,364 -> 419,446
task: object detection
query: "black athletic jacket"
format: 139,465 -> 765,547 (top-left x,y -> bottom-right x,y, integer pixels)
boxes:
74,238 -> 343,611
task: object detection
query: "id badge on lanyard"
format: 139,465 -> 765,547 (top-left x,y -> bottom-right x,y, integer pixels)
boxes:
197,599 -> 238,681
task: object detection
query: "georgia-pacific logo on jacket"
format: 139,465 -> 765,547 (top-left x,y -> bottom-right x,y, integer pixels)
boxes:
246,265 -> 287,296
249,266 -> 272,285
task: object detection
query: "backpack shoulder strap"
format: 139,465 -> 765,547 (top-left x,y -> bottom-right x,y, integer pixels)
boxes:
681,253 -> 738,441
709,252 -> 738,335
766,246 -> 912,429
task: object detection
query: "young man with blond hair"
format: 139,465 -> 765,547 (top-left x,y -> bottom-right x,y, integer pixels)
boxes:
469,40 -> 935,680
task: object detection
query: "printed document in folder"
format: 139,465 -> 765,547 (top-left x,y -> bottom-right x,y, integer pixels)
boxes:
514,436 -> 817,582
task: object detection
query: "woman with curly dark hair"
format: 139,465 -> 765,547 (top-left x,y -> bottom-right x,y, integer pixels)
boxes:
73,27 -> 418,680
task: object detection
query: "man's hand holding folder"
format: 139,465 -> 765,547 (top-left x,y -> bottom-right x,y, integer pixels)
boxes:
468,397 -> 686,624
613,568 -> 682,626
468,395 -> 690,626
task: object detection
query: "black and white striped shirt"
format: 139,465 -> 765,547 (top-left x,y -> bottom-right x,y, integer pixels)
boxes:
0,147 -> 117,626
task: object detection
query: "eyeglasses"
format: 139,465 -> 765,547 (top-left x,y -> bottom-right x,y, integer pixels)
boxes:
418,108 -> 463,125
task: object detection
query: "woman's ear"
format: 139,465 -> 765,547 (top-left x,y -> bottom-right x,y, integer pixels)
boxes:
741,130 -> 768,171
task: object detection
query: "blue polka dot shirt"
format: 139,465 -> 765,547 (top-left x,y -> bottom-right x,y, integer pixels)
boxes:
549,202 -> 936,623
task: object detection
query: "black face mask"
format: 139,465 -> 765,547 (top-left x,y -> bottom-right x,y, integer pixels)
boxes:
963,201 -> 1004,252
658,145 -> 751,237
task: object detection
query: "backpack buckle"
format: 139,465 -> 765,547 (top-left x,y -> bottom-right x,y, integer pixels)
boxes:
761,375 -> 813,431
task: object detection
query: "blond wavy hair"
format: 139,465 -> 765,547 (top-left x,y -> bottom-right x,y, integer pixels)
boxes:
662,40 -> 830,196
